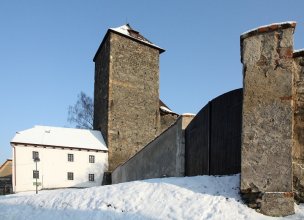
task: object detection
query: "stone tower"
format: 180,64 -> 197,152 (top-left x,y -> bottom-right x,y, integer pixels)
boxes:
93,24 -> 165,171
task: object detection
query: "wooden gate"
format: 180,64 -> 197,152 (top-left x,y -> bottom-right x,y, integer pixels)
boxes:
185,88 -> 242,176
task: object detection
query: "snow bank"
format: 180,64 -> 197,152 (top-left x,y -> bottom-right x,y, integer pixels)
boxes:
0,174 -> 303,219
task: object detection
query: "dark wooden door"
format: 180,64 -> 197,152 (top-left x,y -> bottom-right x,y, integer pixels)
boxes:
185,88 -> 243,176
209,89 -> 242,175
185,103 -> 210,176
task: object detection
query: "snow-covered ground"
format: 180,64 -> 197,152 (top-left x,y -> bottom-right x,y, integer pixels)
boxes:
0,174 -> 304,220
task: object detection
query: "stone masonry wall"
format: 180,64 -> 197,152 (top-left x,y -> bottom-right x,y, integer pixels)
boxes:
93,36 -> 110,144
160,113 -> 179,133
293,50 -> 304,203
106,32 -> 161,171
241,23 -> 296,216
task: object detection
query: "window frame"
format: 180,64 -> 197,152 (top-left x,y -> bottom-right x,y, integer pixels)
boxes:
89,155 -> 95,163
68,154 -> 74,162
67,172 -> 74,180
88,174 -> 95,182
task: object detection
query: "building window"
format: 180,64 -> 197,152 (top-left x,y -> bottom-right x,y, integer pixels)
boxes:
33,170 -> 39,179
68,154 -> 74,162
89,174 -> 95,182
32,151 -> 39,159
89,155 -> 95,163
67,172 -> 74,180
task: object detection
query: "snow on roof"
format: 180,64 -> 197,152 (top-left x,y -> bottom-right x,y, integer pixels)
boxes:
159,100 -> 179,115
241,21 -> 296,39
93,24 -> 165,62
11,126 -> 107,151
182,113 -> 196,116
294,49 -> 304,58
110,24 -> 165,52
160,106 -> 173,114
294,49 -> 304,53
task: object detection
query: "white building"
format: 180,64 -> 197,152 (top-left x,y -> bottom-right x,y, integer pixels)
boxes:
11,126 -> 108,193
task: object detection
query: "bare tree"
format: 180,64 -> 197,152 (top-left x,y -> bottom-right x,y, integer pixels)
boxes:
68,92 -> 93,129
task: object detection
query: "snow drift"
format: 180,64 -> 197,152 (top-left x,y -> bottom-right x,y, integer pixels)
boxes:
0,174 -> 303,220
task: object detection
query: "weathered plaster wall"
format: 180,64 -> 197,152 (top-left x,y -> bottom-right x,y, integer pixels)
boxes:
241,23 -> 296,216
293,50 -> 304,203
111,115 -> 194,184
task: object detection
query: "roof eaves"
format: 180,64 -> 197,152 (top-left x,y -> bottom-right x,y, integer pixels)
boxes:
10,141 -> 108,152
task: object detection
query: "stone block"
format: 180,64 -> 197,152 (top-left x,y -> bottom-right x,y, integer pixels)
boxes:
259,192 -> 294,217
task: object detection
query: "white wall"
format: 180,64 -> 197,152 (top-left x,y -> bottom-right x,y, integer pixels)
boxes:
12,144 -> 108,192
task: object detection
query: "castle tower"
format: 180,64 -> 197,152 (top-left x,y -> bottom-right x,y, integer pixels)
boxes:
93,24 -> 165,171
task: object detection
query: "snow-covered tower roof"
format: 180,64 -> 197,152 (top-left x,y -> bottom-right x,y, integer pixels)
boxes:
93,24 -> 165,61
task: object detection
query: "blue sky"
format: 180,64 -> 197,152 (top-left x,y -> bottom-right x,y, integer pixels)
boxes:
1,0 -> 304,163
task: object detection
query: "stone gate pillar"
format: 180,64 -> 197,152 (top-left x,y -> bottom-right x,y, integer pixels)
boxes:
240,22 -> 296,216
293,49 -> 304,202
